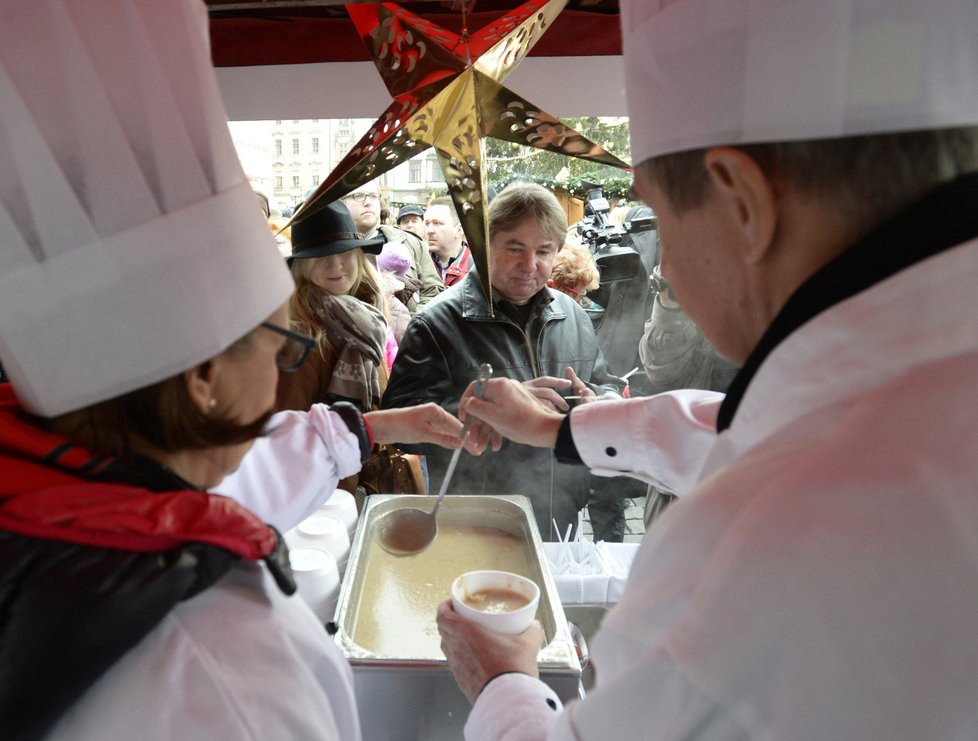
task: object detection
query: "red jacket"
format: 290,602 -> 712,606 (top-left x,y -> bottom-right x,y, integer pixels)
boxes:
435,243 -> 471,287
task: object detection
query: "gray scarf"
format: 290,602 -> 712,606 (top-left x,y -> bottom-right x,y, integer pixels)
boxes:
308,288 -> 386,410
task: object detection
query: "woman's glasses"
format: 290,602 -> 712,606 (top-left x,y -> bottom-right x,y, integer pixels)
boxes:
342,192 -> 381,204
260,322 -> 315,372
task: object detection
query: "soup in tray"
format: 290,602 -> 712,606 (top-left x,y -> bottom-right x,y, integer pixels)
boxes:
351,524 -> 533,658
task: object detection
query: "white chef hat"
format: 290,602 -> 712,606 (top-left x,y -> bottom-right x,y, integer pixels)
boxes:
0,0 -> 294,417
621,0 -> 978,164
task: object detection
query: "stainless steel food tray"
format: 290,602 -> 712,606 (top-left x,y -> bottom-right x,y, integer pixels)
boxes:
333,494 -> 581,741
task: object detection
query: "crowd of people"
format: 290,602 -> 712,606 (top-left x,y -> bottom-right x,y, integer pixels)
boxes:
2,0 -> 977,739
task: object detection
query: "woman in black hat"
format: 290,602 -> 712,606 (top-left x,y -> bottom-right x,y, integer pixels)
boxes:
278,200 -> 393,415
279,200 -> 426,499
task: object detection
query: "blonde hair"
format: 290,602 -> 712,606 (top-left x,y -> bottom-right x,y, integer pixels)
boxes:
427,195 -> 460,225
551,236 -> 600,293
608,205 -> 630,229
289,248 -> 389,353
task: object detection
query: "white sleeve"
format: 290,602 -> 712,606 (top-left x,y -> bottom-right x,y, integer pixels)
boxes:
462,659 -> 743,741
464,673 -> 562,741
211,405 -> 363,531
569,389 -> 722,496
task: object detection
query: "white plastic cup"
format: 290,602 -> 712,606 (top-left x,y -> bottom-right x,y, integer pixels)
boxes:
451,570 -> 541,635
294,513 -> 351,574
318,488 -> 359,541
289,547 -> 340,622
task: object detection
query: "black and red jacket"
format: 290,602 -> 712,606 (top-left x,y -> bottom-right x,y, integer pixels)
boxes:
434,242 -> 471,287
0,384 -> 294,740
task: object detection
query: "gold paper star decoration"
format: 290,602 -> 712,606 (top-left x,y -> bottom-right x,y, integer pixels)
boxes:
295,0 -> 630,306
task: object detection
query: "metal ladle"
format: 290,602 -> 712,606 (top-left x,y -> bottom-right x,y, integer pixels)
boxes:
377,363 -> 493,556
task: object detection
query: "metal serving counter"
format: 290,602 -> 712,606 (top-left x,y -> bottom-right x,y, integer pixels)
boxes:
333,494 -> 581,741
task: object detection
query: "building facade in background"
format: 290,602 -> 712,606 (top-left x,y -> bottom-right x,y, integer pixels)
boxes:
229,118 -> 447,216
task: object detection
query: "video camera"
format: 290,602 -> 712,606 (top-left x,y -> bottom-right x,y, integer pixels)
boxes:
569,184 -> 662,379
572,183 -> 656,282
575,183 -> 625,250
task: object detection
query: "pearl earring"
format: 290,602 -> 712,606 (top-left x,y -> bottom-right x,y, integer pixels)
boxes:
208,398 -> 217,409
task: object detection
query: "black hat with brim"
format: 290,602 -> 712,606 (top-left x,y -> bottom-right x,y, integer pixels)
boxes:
288,199 -> 385,264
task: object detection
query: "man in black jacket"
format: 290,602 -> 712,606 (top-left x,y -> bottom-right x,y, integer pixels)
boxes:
382,183 -> 624,540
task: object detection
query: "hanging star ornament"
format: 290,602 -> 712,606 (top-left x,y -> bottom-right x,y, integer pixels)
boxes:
294,0 -> 630,307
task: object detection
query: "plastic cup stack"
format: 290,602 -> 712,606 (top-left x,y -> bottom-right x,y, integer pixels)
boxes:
287,513 -> 351,576
317,488 -> 359,542
289,547 -> 341,623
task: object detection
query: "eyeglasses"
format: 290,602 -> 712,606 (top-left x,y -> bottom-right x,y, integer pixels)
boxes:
342,192 -> 381,204
260,322 -> 315,372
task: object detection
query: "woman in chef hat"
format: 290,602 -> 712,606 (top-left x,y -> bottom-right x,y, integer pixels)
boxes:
0,1 -> 468,738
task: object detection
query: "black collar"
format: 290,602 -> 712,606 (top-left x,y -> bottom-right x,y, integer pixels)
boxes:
494,289 -> 550,327
717,173 -> 978,432
92,452 -> 200,492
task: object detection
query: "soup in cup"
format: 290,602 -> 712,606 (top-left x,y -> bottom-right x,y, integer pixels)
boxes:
451,570 -> 540,635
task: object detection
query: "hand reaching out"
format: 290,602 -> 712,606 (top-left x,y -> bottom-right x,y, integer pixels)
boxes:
364,404 -> 481,454
458,378 -> 565,451
522,374 -> 573,411
563,366 -> 598,405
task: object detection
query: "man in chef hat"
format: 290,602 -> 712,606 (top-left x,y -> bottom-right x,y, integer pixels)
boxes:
437,1 -> 978,739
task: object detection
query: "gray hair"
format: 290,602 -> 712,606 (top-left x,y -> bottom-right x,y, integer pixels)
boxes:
637,127 -> 978,238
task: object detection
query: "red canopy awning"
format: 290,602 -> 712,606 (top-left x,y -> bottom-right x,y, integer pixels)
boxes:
206,1 -> 622,67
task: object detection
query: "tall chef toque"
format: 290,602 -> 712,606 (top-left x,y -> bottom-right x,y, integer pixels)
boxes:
0,0 -> 294,416
620,0 -> 978,164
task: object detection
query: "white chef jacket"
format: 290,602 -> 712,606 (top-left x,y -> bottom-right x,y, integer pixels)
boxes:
48,563 -> 360,740
465,235 -> 978,740
215,404 -> 363,531
49,406 -> 365,740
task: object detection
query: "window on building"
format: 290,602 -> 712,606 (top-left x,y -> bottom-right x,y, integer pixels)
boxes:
292,139 -> 300,155
274,139 -> 282,156
275,175 -> 283,189
311,137 -> 319,154
428,157 -> 441,181
275,119 -> 282,125
292,175 -> 301,188
311,174 -> 320,186
409,160 -> 421,183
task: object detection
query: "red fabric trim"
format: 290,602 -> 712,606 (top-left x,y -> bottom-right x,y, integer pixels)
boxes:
548,278 -> 583,302
0,385 -> 103,478
0,389 -> 276,560
208,10 -> 621,68
362,413 -> 375,450
0,487 -> 275,559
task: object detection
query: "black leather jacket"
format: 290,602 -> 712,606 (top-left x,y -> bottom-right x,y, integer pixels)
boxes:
382,272 -> 624,540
